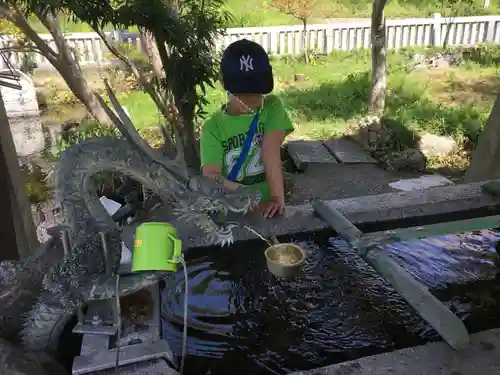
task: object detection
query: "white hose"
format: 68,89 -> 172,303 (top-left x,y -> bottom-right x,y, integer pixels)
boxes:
179,254 -> 189,375
114,274 -> 121,375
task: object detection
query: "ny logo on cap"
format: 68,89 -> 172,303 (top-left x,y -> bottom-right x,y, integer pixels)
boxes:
240,55 -> 254,72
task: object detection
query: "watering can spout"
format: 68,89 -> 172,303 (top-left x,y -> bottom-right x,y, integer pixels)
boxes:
132,222 -> 182,272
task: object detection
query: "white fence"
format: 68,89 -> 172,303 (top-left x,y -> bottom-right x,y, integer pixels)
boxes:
3,12 -> 500,70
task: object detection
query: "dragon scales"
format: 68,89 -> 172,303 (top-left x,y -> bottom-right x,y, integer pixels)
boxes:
0,79 -> 260,374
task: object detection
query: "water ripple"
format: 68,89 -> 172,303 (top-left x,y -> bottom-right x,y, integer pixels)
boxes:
161,229 -> 500,375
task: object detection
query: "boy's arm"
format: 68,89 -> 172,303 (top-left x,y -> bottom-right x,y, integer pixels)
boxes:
262,131 -> 286,204
262,96 -> 294,204
200,122 -> 242,191
202,164 -> 243,191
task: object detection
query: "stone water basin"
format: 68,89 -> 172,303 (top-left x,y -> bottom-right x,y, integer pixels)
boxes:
160,228 -> 500,375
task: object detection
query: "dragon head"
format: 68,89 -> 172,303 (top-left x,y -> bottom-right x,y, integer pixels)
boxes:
94,80 -> 260,247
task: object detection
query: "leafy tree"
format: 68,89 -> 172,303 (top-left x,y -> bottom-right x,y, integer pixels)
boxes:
270,0 -> 318,64
24,0 -> 231,168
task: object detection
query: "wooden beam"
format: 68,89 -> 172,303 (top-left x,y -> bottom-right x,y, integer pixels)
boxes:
355,214 -> 500,249
0,132 -> 20,261
0,92 -> 38,260
312,199 -> 470,350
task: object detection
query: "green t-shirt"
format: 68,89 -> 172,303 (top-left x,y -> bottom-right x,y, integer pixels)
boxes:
200,95 -> 294,202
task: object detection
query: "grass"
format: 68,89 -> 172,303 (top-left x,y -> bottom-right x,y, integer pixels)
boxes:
36,44 -> 500,179
27,0 -> 500,33
32,45 -> 499,202
114,45 -> 498,152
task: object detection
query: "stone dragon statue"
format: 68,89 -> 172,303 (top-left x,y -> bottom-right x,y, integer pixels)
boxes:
0,80 -> 261,374
0,225 -> 171,375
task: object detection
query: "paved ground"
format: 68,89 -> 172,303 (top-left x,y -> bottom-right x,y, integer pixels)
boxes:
285,163 -> 411,205
289,329 -> 500,375
282,138 -> 423,205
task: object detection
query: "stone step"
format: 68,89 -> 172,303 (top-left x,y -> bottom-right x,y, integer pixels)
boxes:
286,140 -> 338,171
323,138 -> 378,164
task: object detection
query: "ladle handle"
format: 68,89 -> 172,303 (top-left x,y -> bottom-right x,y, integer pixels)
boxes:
365,248 -> 470,350
269,235 -> 279,245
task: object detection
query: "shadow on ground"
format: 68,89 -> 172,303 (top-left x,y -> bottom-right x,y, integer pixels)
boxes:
461,45 -> 500,68
279,69 -> 486,148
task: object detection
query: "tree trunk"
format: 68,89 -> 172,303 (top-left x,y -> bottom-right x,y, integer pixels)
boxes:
37,12 -> 112,125
154,32 -> 200,168
302,19 -> 309,65
369,0 -> 388,118
464,92 -> 500,183
0,92 -> 39,261
2,6 -> 111,125
54,59 -> 112,125
177,92 -> 201,170
139,27 -> 165,84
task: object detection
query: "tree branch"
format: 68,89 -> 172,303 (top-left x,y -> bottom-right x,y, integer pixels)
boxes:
0,4 -> 59,64
95,27 -> 183,156
36,10 -> 75,66
94,27 -> 169,119
138,27 -> 165,84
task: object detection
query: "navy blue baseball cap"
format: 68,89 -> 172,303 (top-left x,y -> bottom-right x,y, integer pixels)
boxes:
220,39 -> 274,95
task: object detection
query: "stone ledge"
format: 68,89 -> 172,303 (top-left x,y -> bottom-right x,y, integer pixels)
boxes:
120,181 -> 500,257
288,328 -> 500,375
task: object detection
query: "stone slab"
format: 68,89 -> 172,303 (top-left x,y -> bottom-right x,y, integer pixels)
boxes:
288,328 -> 500,375
286,140 -> 338,171
388,174 -> 454,192
323,138 -> 378,164
120,181 -> 500,267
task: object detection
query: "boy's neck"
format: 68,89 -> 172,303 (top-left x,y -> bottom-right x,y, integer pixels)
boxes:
226,101 -> 252,115
225,95 -> 263,115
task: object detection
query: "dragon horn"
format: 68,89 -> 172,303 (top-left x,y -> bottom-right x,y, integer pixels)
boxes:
97,79 -> 189,182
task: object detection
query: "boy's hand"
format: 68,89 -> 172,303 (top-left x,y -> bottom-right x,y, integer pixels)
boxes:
257,197 -> 285,218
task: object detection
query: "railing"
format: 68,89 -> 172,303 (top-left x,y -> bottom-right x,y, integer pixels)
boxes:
2,13 -> 500,70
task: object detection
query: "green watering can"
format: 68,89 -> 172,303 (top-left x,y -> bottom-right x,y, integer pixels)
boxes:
132,222 -> 182,272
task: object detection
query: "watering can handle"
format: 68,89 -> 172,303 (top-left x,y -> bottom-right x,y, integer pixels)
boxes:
172,237 -> 182,259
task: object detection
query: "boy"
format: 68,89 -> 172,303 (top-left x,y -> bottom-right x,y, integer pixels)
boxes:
200,39 -> 294,218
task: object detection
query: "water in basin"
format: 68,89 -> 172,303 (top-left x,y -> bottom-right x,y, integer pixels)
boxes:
161,229 -> 500,375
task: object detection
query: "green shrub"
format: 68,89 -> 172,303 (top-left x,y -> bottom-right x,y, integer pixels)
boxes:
50,119 -> 119,159
23,163 -> 52,204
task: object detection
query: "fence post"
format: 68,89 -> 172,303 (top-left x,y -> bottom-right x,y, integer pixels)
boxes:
432,13 -> 442,46
112,29 -> 126,43
486,19 -> 496,43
